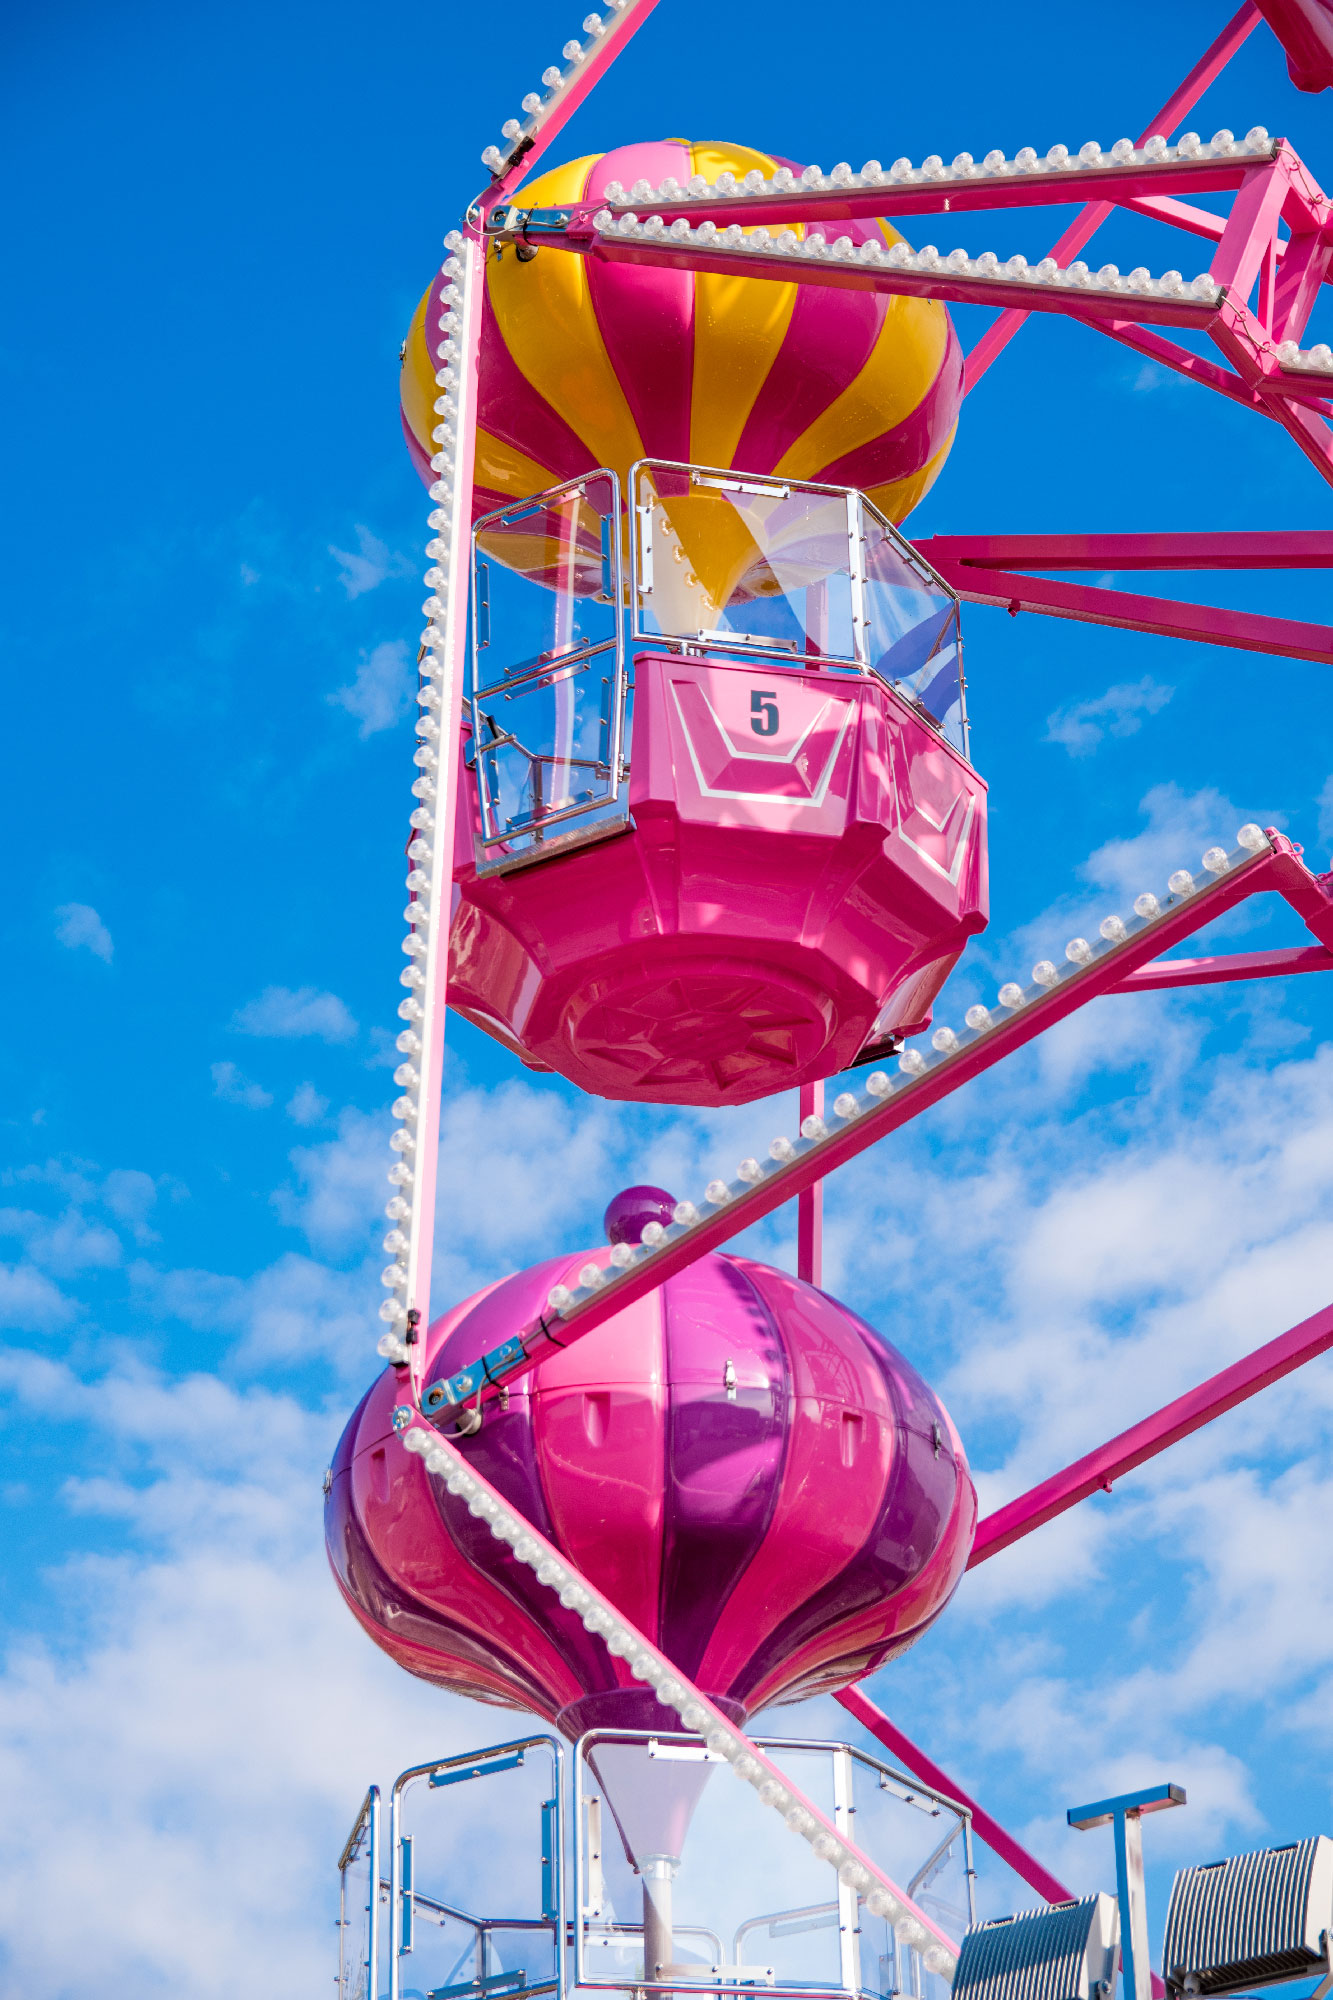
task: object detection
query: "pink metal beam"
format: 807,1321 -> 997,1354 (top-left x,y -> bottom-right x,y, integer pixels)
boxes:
1257,0 -> 1333,91
481,0 -> 662,208
964,0 -> 1263,389
415,840 -> 1333,1418
1108,943 -> 1333,989
918,529 -> 1333,570
918,560 -> 1333,663
969,1297 -> 1333,1566
798,1081 -> 824,1288
836,1686 -> 1075,1904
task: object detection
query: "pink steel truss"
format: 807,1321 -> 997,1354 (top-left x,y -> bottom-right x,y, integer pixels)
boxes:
383,14 -> 1333,1953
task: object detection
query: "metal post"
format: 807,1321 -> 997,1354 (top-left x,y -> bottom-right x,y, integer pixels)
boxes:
642,1854 -> 677,1984
833,1746 -> 863,1994
1068,1782 -> 1187,2000
798,1081 -> 823,1287
1115,1810 -> 1152,2000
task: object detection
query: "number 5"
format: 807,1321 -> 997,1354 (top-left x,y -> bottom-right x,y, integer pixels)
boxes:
751,689 -> 779,737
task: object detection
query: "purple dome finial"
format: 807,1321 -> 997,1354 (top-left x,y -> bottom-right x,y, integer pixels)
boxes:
604,1184 -> 677,1246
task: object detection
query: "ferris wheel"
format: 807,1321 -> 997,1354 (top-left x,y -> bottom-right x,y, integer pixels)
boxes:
327,5 -> 1333,1999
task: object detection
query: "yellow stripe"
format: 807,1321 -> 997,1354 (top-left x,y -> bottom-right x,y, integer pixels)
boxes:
400,286 -> 438,454
863,427 -> 957,525
474,427 -> 560,501
487,151 -> 647,478
688,140 -> 799,470
775,248 -> 951,486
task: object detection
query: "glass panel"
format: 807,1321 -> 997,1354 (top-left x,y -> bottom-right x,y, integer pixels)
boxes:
576,1732 -> 974,1999
470,471 -> 626,859
862,507 -> 966,754
633,462 -> 857,664
338,1789 -> 380,2000
393,1740 -> 562,2000
474,473 -> 620,682
472,651 -> 623,858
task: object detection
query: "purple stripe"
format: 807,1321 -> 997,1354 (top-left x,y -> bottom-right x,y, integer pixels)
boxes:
584,142 -> 695,466
814,322 -> 963,491
429,1445 -> 622,1700
730,1307 -> 962,1708
327,1475 -> 558,1713
656,1256 -> 789,1679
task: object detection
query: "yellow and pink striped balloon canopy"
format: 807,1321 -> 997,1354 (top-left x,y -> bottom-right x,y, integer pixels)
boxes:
401,138 -> 963,544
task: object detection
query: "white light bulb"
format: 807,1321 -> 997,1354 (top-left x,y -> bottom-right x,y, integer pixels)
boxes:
965,1004 -> 992,1030
998,982 -> 1025,1009
833,1091 -> 859,1119
932,1026 -> 960,1053
382,1229 -> 408,1255
548,1284 -> 573,1312
673,1200 -> 700,1226
579,1263 -> 605,1291
1100,915 -> 1128,943
1202,846 -> 1229,874
769,1136 -> 796,1163
737,1158 -> 763,1183
800,1114 -> 828,1140
1237,823 -> 1267,852
898,1048 -> 928,1076
1032,960 -> 1059,987
705,1179 -> 730,1204
1133,892 -> 1161,919
641,1220 -> 667,1246
1168,868 -> 1195,896
385,1195 -> 411,1221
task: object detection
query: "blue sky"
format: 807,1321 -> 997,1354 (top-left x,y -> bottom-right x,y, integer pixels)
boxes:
5,0 -> 1333,1993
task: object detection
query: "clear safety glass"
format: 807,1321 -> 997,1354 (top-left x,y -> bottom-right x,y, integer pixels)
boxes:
861,504 -> 967,756
631,462 -> 858,666
470,472 -> 627,863
574,1731 -> 974,2000
338,1788 -> 382,2000
390,1737 -> 564,2000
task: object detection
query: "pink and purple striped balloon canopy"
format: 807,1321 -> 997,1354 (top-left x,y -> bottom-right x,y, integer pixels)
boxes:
327,1240 -> 977,1734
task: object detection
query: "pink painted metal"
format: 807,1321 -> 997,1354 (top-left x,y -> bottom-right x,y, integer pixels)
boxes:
964,0 -> 1263,390
1108,943 -> 1333,989
416,835 -> 1333,1415
837,1686 -> 1075,1904
530,127 -> 1333,484
447,651 -> 988,1105
327,1246 -> 976,1729
1257,0 -> 1333,91
797,1081 -> 823,1287
969,1297 -> 1333,1567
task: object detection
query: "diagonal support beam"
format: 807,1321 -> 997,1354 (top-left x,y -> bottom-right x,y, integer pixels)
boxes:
968,1297 -> 1333,1566
1108,943 -> 1333,989
963,0 -> 1263,390
412,835 -> 1333,1419
836,1687 -> 1074,1904
917,560 -> 1333,663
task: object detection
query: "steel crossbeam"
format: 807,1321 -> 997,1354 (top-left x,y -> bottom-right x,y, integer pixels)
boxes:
969,1296 -> 1333,1565
409,835 -> 1333,1422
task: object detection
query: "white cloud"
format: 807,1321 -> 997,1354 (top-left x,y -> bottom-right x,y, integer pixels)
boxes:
328,524 -> 409,598
0,1348 -> 494,1998
54,902 -> 113,962
1044,677 -> 1174,756
285,1082 -> 329,1125
102,1169 -> 160,1242
232,985 -> 357,1044
1316,774 -> 1333,860
0,1262 -> 73,1330
328,638 -> 413,737
210,1061 -> 273,1110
